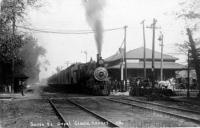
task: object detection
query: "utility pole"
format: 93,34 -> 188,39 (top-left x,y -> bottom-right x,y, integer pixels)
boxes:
158,32 -> 164,81
187,50 -> 190,98
146,18 -> 158,89
141,20 -> 146,80
152,19 -> 156,89
124,26 -> 128,91
11,2 -> 16,93
119,48 -> 124,82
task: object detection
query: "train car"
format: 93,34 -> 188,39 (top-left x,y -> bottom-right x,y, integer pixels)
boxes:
47,54 -> 110,96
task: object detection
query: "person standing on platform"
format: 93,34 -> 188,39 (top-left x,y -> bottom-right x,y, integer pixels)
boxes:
21,81 -> 25,96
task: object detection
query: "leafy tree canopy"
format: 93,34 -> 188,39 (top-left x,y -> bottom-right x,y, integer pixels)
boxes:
176,0 -> 200,96
0,0 -> 47,84
18,35 -> 46,83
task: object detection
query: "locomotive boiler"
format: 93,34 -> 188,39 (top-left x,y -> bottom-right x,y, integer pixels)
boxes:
47,54 -> 110,96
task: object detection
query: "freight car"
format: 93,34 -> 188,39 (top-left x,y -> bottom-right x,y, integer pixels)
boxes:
47,54 -> 110,96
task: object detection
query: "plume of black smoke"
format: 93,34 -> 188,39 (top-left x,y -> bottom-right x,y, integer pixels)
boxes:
83,0 -> 105,56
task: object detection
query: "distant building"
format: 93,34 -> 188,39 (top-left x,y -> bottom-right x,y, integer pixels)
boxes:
105,47 -> 186,81
0,62 -> 28,93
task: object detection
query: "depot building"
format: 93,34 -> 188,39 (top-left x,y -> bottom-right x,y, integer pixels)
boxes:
105,47 -> 186,81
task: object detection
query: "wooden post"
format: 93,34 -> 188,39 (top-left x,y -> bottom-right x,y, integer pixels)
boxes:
141,20 -> 146,79
187,50 -> 190,98
159,32 -> 164,81
146,19 -> 160,89
124,26 -> 128,91
11,3 -> 16,93
152,19 -> 157,89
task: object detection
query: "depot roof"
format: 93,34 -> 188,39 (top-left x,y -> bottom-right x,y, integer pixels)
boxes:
108,62 -> 186,70
105,47 -> 178,62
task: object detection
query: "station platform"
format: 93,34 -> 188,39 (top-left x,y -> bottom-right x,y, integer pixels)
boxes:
0,93 -> 41,100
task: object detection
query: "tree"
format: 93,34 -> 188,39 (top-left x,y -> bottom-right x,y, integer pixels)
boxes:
0,0 -> 43,62
0,0 -> 45,90
186,29 -> 200,96
0,0 -> 43,24
0,34 -> 24,62
18,35 -> 46,83
177,0 -> 200,96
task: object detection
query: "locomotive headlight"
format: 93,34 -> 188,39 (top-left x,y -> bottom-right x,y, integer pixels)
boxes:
94,67 -> 108,81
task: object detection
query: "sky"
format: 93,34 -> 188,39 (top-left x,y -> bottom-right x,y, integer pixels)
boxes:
19,0 -> 189,79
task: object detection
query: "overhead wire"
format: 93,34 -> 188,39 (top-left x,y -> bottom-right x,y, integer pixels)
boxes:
16,26 -> 124,35
16,25 -> 127,59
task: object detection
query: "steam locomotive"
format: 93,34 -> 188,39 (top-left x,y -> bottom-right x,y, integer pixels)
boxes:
47,54 -> 110,96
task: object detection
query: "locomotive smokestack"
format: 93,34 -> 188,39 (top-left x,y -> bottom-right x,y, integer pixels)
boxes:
97,53 -> 100,63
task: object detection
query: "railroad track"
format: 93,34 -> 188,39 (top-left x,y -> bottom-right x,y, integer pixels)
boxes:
118,97 -> 200,114
48,98 -> 119,128
104,97 -> 200,125
48,99 -> 69,128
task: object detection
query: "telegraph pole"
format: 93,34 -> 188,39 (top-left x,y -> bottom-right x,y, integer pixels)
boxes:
158,32 -> 164,81
152,19 -> 156,88
141,20 -> 146,79
124,26 -> 128,91
187,50 -> 190,98
146,18 -> 158,89
11,2 -> 16,93
119,48 -> 124,82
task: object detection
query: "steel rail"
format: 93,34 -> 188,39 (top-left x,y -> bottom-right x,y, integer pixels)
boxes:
104,98 -> 200,125
48,99 -> 69,128
172,98 -> 200,107
119,97 -> 200,115
67,99 -> 119,128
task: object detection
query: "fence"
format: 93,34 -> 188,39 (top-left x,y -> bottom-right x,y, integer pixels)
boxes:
173,89 -> 199,97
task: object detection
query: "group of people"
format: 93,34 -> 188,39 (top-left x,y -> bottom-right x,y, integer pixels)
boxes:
109,77 -> 174,92
0,81 -> 26,96
109,80 -> 127,92
0,84 -> 12,93
109,78 -> 148,92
